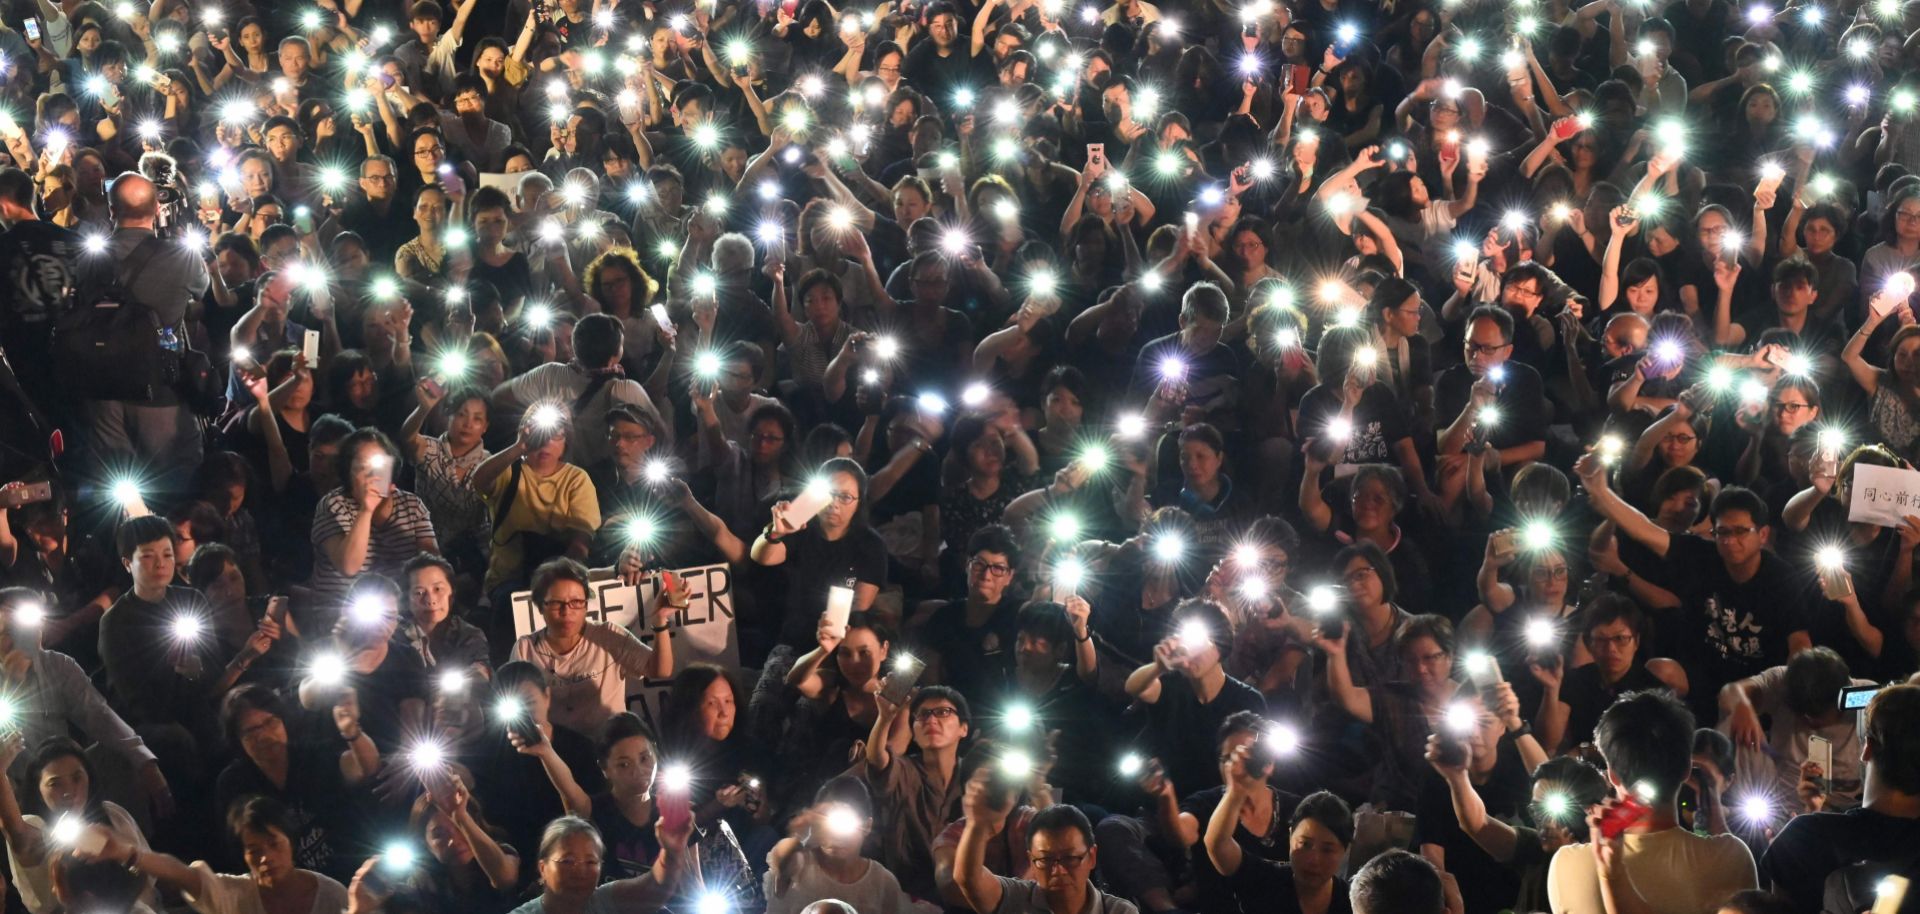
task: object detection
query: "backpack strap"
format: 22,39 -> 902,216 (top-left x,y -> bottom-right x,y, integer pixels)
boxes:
117,236 -> 170,298
571,371 -> 618,416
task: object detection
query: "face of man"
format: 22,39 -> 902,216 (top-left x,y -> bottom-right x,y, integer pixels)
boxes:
454,89 -> 486,118
278,43 -> 310,78
361,161 -> 396,201
1463,316 -> 1511,377
1027,828 -> 1096,895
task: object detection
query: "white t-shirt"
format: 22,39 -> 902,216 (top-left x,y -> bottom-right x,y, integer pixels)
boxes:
183,862 -> 348,914
1736,666 -> 1873,806
511,623 -> 655,738
761,850 -> 937,914
1546,827 -> 1756,914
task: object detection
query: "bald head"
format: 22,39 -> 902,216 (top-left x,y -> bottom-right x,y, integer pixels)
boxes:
108,172 -> 158,225
798,902 -> 857,914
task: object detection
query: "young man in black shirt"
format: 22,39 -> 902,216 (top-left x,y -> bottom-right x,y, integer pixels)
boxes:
1575,453 -> 1810,721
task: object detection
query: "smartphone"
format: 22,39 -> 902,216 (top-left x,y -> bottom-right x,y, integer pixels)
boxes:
23,18 -> 40,41
1433,731 -> 1468,767
1288,63 -> 1311,94
1554,116 -> 1581,140
1841,684 -> 1882,710
1241,18 -> 1259,37
1809,735 -> 1834,793
782,484 -> 833,529
880,653 -> 925,705
421,377 -> 446,400
658,782 -> 692,832
0,482 -> 53,509
823,586 -> 854,640
503,705 -> 545,746
1873,875 -> 1910,914
292,206 -> 314,235
1820,563 -> 1855,600
302,329 -> 320,366
1086,142 -> 1105,172
1598,794 -> 1650,839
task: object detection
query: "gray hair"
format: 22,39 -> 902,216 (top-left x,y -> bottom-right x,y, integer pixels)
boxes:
712,233 -> 755,274
361,155 -> 397,177
536,816 -> 604,862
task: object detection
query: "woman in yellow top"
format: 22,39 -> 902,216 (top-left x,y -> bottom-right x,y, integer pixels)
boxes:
473,401 -> 603,604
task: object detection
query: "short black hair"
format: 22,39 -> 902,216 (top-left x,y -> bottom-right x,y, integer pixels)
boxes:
1467,304 -> 1516,344
1349,849 -> 1442,914
574,313 -> 624,369
494,659 -> 549,695
968,524 -> 1019,562
402,551 -> 455,585
1594,690 -> 1696,801
909,685 -> 971,726
1784,647 -> 1851,717
1865,684 -> 1920,795
0,167 -> 33,208
598,711 -> 657,763
530,557 -> 591,607
1709,486 -> 1769,526
219,684 -> 291,749
1013,602 -> 1074,651
116,515 -> 175,560
1027,804 -> 1095,849
227,794 -> 295,840
1772,257 -> 1819,288
1290,790 -> 1354,847
1580,593 -> 1647,641
813,774 -> 873,818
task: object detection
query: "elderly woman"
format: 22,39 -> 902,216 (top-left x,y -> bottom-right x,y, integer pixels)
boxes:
213,685 -> 375,881
507,814 -> 689,914
68,796 -> 346,914
470,402 -> 602,602
508,558 -> 678,738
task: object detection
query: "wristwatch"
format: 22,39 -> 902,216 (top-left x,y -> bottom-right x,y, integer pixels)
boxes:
1506,721 -> 1534,740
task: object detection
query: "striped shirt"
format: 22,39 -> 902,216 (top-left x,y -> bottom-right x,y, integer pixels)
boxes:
309,488 -> 437,610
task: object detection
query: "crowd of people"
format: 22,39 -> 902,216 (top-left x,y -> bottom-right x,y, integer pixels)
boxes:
5,0 -> 1920,908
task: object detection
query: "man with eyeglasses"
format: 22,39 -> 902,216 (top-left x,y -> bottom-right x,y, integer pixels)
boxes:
1529,595 -> 1688,756
955,779 -> 1138,914
591,403 -> 744,573
1575,453 -> 1810,724
1437,306 -> 1548,468
908,525 -> 1026,701
508,557 -> 679,739
339,156 -> 410,268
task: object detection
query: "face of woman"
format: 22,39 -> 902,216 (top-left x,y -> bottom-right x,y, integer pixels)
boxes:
241,827 -> 297,882
1771,389 -> 1817,435
448,397 -> 488,448
426,811 -> 474,866
1527,552 -> 1570,605
1348,478 -> 1395,531
1745,93 -> 1777,125
834,626 -> 888,686
1402,635 -> 1453,695
967,433 -> 1007,477
347,368 -> 377,409
803,284 -> 841,327
1659,422 -> 1700,467
601,734 -> 657,795
1231,230 -> 1266,269
1625,275 -> 1659,314
205,559 -> 246,609
409,565 -> 453,628
749,418 -> 787,465
1897,337 -> 1920,383
539,832 -> 603,897
1655,488 -> 1702,528
38,755 -> 88,813
1342,555 -> 1384,609
1802,217 -> 1837,255
1647,225 -> 1681,257
241,23 -> 264,51
1288,818 -> 1346,885
77,29 -> 100,53
540,579 -> 590,643
1044,385 -> 1083,426
697,676 -> 736,741
818,470 -> 860,532
1179,441 -> 1223,487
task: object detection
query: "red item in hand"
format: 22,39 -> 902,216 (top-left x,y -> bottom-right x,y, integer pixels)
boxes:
1598,795 -> 1651,840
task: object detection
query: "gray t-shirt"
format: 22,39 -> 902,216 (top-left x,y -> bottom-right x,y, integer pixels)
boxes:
80,226 -> 211,326
991,876 -> 1140,914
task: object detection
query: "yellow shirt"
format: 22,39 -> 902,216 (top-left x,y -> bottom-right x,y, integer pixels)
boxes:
484,461 -> 601,592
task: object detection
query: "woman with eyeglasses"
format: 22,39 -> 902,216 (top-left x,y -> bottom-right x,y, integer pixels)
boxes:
1845,297 -> 1920,466
508,558 -> 679,739
1464,541 -> 1592,698
1732,375 -> 1821,489
752,457 -> 889,651
1621,397 -> 1708,508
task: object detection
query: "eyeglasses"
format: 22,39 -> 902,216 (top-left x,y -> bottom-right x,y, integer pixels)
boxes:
1771,401 -> 1813,414
415,145 -> 446,157
1665,434 -> 1698,446
826,491 -> 858,506
1342,567 -> 1377,584
1506,284 -> 1543,300
1030,853 -> 1089,871
1897,209 -> 1920,223
541,598 -> 589,613
1712,525 -> 1758,540
1464,341 -> 1511,355
967,557 -> 1013,577
363,173 -> 396,183
912,706 -> 959,722
1587,634 -> 1635,648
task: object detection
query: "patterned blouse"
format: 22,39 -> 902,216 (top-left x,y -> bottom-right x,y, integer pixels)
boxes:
415,436 -> 492,553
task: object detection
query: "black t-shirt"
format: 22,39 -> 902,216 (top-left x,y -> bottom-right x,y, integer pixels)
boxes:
1413,746 -> 1533,914
1180,785 -> 1300,914
916,598 -> 1019,703
214,741 -> 357,881
1760,807 -> 1920,912
1434,361 -> 1550,451
1557,663 -> 1664,753
0,220 -> 76,352
339,641 -> 433,751
1146,673 -> 1268,796
98,586 -> 226,737
1636,537 -> 1809,715
1296,382 -> 1411,464
591,791 -> 662,879
474,722 -> 604,860
775,525 -> 891,646
1222,855 -> 1352,914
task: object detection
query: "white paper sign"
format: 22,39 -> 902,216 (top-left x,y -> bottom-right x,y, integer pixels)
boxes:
1847,464 -> 1920,528
510,564 -> 738,727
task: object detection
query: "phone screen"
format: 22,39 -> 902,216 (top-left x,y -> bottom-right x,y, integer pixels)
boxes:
24,18 -> 40,41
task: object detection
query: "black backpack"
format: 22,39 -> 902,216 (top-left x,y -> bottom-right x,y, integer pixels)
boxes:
52,237 -> 170,403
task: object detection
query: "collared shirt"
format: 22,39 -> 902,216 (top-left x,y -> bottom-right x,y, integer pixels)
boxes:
991,876 -> 1141,914
859,754 -> 964,899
